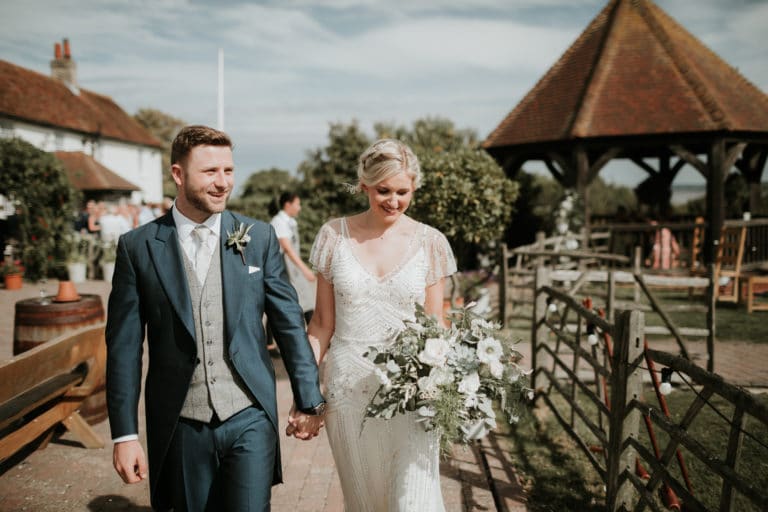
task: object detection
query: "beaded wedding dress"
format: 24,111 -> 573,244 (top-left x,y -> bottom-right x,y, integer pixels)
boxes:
310,217 -> 456,512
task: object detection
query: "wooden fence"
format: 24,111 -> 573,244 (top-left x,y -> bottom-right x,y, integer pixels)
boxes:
531,269 -> 768,511
502,245 -> 714,365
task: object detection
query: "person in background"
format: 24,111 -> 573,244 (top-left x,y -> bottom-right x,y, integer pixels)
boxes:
270,192 -> 316,324
137,200 -> 156,226
99,203 -> 132,242
87,200 -> 102,235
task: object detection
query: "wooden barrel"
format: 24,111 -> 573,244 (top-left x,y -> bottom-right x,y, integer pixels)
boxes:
14,294 -> 107,424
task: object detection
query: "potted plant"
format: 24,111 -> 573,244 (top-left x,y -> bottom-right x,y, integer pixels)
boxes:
1,259 -> 24,290
100,240 -> 117,283
66,232 -> 90,283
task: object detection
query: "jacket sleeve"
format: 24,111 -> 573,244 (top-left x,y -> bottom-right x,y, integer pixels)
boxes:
105,234 -> 145,439
262,225 -> 324,410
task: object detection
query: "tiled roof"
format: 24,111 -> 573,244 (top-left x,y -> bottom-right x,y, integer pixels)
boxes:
483,0 -> 768,150
0,59 -> 161,148
54,151 -> 140,192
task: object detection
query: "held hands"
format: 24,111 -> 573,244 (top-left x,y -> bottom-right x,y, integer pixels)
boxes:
113,439 -> 148,484
286,403 -> 324,440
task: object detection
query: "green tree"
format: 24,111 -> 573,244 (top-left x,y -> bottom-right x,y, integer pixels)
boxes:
296,121 -> 371,249
133,108 -> 186,198
410,146 -> 517,267
0,138 -> 80,280
229,168 -> 300,223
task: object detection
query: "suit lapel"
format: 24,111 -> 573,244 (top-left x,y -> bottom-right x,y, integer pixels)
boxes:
148,213 -> 195,340
221,211 -> 248,346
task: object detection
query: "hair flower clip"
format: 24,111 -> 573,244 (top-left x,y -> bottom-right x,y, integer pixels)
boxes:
226,222 -> 254,265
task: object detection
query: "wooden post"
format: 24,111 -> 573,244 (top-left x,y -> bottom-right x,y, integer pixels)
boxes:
706,262 -> 716,372
531,265 -> 551,393
606,310 -> 643,511
607,271 -> 616,322
720,406 -> 745,511
633,246 -> 642,304
498,243 -> 508,327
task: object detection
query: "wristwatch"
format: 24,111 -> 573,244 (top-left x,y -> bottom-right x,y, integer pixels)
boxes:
301,401 -> 327,416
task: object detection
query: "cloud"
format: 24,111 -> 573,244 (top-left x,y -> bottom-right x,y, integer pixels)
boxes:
2,0 -> 766,191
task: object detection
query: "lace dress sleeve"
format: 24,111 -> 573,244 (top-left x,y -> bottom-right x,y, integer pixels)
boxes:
309,220 -> 341,283
424,226 -> 457,286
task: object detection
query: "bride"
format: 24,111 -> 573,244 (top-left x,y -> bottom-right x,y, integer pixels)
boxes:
304,139 -> 456,511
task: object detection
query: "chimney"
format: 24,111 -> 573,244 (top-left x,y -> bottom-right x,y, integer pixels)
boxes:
50,38 -> 78,93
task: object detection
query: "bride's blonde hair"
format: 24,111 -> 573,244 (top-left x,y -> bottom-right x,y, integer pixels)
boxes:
354,139 -> 421,192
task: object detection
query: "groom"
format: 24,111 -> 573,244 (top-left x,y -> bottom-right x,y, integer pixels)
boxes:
106,125 -> 325,511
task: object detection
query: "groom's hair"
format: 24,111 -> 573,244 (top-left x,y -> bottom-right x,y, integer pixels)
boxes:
171,125 -> 233,166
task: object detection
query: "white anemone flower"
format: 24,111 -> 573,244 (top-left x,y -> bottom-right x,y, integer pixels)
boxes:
477,337 -> 503,365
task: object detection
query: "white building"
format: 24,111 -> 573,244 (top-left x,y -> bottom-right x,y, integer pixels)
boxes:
0,39 -> 163,204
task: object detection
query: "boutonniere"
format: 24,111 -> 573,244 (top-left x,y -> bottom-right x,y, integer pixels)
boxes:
226,221 -> 254,265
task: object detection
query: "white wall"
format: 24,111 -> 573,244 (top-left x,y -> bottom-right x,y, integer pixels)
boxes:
0,118 -> 163,203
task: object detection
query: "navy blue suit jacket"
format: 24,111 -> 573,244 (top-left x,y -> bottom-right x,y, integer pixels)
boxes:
105,209 -> 323,508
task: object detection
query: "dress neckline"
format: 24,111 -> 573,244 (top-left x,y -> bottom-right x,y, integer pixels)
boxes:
340,217 -> 424,282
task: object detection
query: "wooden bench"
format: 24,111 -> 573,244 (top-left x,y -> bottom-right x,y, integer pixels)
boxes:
0,324 -> 106,462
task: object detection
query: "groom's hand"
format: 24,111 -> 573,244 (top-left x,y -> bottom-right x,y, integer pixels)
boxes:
113,439 -> 148,484
287,404 -> 324,440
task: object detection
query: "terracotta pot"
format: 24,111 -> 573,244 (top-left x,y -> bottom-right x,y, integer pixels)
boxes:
54,280 -> 81,302
4,273 -> 23,290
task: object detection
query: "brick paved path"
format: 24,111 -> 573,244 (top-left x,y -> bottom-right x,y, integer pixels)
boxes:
0,281 -> 526,511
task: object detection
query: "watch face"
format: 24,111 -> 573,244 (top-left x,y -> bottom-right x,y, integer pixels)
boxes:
314,402 -> 327,415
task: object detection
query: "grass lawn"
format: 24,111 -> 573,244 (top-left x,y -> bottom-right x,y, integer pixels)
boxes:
501,390 -> 768,511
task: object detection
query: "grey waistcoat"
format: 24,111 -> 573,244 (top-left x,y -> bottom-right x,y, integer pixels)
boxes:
179,242 -> 255,423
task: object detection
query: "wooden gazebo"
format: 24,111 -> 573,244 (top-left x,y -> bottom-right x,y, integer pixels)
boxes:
483,0 -> 768,267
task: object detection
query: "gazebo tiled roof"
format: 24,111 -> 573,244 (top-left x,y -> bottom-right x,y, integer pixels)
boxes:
0,59 -> 161,148
483,0 -> 768,151
54,151 -> 140,192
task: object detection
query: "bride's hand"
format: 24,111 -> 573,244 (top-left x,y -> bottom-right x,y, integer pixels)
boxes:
287,403 -> 324,440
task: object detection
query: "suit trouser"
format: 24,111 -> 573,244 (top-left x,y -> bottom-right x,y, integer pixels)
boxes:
168,405 -> 276,512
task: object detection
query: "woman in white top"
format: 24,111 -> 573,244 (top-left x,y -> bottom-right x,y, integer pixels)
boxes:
270,192 -> 316,323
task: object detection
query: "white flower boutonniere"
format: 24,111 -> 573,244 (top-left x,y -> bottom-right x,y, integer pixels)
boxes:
226,221 -> 254,265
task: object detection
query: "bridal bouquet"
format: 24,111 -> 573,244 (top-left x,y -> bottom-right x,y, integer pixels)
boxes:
363,303 -> 532,453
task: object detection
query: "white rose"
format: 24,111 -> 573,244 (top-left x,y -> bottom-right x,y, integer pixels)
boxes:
419,337 -> 450,368
477,337 -> 503,365
458,372 -> 480,395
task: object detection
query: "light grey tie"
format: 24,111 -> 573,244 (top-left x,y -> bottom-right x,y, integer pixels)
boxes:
193,225 -> 212,284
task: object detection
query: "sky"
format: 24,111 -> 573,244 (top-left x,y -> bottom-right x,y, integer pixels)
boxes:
2,0 -> 767,195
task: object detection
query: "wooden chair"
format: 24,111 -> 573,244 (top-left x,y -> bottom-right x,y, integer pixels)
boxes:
0,324 -> 105,463
714,225 -> 747,303
746,275 -> 768,313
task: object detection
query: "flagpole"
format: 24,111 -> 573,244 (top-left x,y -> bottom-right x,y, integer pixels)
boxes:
217,48 -> 224,131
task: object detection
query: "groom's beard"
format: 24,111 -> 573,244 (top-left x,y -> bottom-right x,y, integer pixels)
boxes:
185,184 -> 231,215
